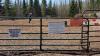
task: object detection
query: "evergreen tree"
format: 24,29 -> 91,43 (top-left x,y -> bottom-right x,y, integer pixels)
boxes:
54,2 -> 60,17
16,0 -> 22,16
52,2 -> 57,17
41,0 -> 47,17
28,0 -> 34,16
33,0 -> 41,17
10,0 -> 17,16
14,0 -> 17,16
96,0 -> 100,9
4,0 -> 11,16
64,0 -> 69,17
58,0 -> 63,17
22,0 -> 27,16
88,0 -> 100,9
69,0 -> 79,17
78,0 -> 82,13
47,0 -> 52,16
0,0 -> 1,6
0,0 -> 3,15
89,0 -> 95,9
60,0 -> 68,17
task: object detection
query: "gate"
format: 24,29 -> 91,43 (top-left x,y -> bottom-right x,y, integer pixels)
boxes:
83,10 -> 100,53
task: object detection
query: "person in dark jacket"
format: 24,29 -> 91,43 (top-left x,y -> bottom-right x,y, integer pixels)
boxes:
28,13 -> 32,23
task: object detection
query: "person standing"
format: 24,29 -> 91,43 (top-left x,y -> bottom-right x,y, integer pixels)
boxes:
28,13 -> 32,23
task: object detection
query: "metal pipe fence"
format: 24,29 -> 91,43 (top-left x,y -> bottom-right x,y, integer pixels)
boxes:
0,17 -> 99,56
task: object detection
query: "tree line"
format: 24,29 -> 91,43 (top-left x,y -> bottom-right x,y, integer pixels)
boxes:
0,0 -> 57,17
0,0 -> 100,17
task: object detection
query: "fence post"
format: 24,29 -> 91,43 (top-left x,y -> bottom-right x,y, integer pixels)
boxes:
87,19 -> 90,52
81,19 -> 84,49
40,17 -> 43,51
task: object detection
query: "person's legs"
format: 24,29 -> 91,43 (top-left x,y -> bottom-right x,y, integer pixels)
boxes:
29,18 -> 31,23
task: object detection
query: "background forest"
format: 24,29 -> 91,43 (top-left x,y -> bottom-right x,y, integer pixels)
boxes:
0,0 -> 100,17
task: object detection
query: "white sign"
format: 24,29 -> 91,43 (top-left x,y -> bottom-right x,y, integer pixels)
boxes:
48,21 -> 65,34
9,29 -> 21,37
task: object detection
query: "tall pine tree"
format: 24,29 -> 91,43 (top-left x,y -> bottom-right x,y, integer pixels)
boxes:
41,0 -> 47,17
33,0 -> 41,17
10,0 -> 17,16
0,0 -> 2,7
52,2 -> 57,17
16,0 -> 23,16
96,0 -> 100,9
69,0 -> 79,17
78,0 -> 82,13
28,0 -> 34,16
22,0 -> 27,16
47,0 -> 52,16
89,0 -> 95,9
4,0 -> 11,16
0,0 -> 3,15
88,0 -> 100,9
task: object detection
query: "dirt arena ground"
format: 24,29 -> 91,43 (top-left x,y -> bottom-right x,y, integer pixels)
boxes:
0,19 -> 100,56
